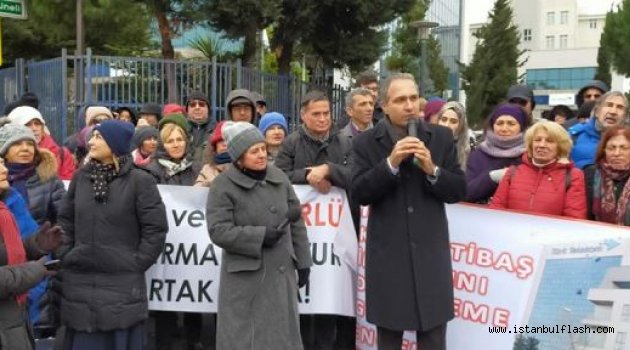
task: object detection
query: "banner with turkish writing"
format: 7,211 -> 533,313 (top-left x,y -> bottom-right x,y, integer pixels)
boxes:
356,204 -> 630,350
146,184 -> 357,316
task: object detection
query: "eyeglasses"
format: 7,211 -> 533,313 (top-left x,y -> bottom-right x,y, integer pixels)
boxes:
189,101 -> 207,108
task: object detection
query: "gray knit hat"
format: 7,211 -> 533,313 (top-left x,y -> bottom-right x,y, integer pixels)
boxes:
222,121 -> 265,160
0,123 -> 37,156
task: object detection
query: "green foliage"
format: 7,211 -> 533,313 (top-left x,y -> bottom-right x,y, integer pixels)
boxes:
188,34 -> 242,61
2,0 -> 153,64
426,35 -> 449,96
385,0 -> 428,81
513,334 -> 540,350
601,3 -> 630,77
459,0 -> 525,127
595,31 -> 612,87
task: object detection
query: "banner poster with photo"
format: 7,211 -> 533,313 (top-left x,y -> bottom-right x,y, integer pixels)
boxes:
356,204 -> 630,350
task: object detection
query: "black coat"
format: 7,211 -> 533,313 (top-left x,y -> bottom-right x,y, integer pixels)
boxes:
275,126 -> 352,191
56,159 -> 168,332
351,120 -> 466,331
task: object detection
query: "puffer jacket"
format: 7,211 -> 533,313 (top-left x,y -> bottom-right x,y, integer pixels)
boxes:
22,149 -> 66,225
569,117 -> 600,169
56,157 -> 168,332
489,154 -> 587,219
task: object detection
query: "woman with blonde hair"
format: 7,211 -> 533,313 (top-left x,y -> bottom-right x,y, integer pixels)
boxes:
490,120 -> 587,218
436,101 -> 472,170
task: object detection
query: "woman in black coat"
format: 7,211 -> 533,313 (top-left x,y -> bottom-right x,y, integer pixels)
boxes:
56,120 -> 168,350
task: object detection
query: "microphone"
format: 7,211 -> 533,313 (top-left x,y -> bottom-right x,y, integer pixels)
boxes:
407,117 -> 418,138
277,206 -> 303,230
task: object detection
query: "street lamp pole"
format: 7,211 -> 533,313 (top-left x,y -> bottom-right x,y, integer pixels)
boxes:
76,0 -> 84,55
411,20 -> 439,96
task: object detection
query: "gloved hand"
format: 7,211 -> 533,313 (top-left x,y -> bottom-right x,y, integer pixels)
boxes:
35,222 -> 65,253
263,228 -> 285,247
297,267 -> 310,288
489,168 -> 508,183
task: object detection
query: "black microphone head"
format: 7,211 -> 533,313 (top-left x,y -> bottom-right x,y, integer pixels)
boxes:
407,117 -> 418,137
287,205 -> 303,223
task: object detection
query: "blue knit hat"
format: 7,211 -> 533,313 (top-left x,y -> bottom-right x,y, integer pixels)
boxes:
258,112 -> 288,135
93,120 -> 135,156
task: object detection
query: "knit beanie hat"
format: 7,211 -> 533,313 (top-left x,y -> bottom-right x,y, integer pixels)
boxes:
489,103 -> 528,131
131,126 -> 159,149
424,99 -> 446,122
138,103 -> 162,121
222,121 -> 265,160
93,120 -> 135,156
158,113 -> 189,136
186,91 -> 210,110
7,106 -> 47,126
210,121 -> 226,147
0,124 -> 38,156
85,106 -> 114,126
163,103 -> 186,117
258,112 -> 288,135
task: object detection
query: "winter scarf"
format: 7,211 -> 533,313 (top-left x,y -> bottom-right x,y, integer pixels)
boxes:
88,155 -> 128,203
592,163 -> 630,225
477,130 -> 525,159
7,162 -> 37,206
132,149 -> 152,167
0,202 -> 27,304
158,157 -> 192,177
213,152 -> 232,165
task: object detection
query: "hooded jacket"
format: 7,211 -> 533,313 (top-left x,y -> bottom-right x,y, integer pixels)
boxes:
225,89 -> 256,123
489,154 -> 587,219
575,80 -> 609,108
38,134 -> 76,181
569,117 -> 600,169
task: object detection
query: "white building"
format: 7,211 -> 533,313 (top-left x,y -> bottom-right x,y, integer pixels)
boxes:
461,0 -> 623,112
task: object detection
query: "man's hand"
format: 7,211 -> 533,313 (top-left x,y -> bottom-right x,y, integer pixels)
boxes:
413,140 -> 437,175
306,164 -> 332,193
388,137 -> 424,168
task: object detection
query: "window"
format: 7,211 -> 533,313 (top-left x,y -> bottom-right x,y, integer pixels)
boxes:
560,11 -> 569,24
622,304 -> 630,322
560,35 -> 568,48
590,19 -> 598,29
546,35 -> 555,49
615,332 -> 627,350
547,12 -> 555,25
523,29 -> 532,42
526,67 -> 597,90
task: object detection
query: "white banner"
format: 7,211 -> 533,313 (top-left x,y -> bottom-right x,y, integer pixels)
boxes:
146,184 -> 357,316
356,204 -> 630,350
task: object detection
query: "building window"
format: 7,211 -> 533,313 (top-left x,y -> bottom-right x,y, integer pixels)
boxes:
622,305 -> 630,322
547,12 -> 555,25
526,67 -> 597,90
560,35 -> 568,48
590,19 -> 598,29
560,11 -> 569,24
615,332 -> 627,350
546,35 -> 555,49
523,29 -> 532,42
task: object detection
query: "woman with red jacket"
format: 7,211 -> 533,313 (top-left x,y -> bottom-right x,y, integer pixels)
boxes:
490,120 -> 587,219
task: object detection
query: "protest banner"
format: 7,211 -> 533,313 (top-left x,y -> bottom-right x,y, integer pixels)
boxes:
356,204 -> 630,350
146,184 -> 357,316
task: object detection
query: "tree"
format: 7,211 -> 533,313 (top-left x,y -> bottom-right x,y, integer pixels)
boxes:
600,3 -> 630,77
513,334 -> 540,350
2,0 -> 152,64
204,0 -> 414,74
426,35 -> 449,97
594,31 -> 612,87
459,0 -> 525,127
385,0 -> 429,81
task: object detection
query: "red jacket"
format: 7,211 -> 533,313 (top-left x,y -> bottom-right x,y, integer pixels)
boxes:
489,154 -> 587,219
38,134 -> 76,181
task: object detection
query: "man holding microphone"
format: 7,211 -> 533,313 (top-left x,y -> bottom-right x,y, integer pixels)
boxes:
351,73 -> 466,350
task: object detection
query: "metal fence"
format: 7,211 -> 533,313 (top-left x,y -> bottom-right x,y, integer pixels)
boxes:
0,49 -> 349,143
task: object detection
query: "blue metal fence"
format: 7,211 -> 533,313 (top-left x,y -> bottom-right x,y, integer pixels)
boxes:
0,49 -> 348,143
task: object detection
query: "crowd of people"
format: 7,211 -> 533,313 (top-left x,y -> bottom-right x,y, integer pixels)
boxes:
0,69 -> 629,350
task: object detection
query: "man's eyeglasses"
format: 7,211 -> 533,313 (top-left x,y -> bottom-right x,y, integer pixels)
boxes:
190,101 -> 207,108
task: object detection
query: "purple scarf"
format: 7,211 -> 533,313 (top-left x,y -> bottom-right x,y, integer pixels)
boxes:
6,162 -> 37,206
477,130 -> 525,158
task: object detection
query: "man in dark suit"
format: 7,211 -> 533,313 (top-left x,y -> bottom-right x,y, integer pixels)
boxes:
351,73 -> 466,350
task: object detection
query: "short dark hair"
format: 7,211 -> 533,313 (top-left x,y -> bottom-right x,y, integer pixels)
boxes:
300,90 -> 329,111
354,70 -> 379,87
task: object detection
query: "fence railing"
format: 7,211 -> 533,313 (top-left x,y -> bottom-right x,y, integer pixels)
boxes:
0,48 -> 349,143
